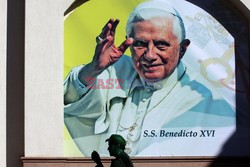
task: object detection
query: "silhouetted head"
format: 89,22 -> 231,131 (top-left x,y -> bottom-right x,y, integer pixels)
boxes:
106,134 -> 126,157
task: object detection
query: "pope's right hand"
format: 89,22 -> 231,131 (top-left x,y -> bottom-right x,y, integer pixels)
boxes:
79,19 -> 133,85
90,19 -> 133,72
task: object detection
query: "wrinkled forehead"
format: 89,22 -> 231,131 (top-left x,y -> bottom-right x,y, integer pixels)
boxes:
129,15 -> 182,42
131,17 -> 176,37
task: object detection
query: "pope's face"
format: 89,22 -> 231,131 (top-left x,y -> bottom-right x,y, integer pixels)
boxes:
130,18 -> 183,82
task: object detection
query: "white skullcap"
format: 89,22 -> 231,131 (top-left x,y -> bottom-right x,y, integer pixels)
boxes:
126,0 -> 185,41
134,0 -> 181,19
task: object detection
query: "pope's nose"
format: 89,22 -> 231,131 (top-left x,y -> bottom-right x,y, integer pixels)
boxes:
143,49 -> 157,62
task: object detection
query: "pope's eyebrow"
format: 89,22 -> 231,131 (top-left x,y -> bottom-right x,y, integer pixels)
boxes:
133,38 -> 148,43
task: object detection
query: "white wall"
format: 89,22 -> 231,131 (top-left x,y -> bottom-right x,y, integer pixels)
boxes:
25,0 -> 73,156
0,0 -> 7,166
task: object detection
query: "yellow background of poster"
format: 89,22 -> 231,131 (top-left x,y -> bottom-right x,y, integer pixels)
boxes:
64,0 -> 145,156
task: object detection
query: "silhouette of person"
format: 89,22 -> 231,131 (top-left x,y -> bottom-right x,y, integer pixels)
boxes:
91,134 -> 134,167
91,150 -> 104,167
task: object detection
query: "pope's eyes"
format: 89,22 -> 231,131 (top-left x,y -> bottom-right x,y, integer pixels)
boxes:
154,41 -> 170,50
133,41 -> 148,48
132,40 -> 170,50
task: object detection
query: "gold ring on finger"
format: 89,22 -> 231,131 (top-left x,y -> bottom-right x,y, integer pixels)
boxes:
96,36 -> 104,44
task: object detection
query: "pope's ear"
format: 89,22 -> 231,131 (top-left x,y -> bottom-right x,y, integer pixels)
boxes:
179,39 -> 190,59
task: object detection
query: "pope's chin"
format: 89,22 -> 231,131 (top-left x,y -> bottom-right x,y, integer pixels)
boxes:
134,64 -> 166,83
139,70 -> 165,83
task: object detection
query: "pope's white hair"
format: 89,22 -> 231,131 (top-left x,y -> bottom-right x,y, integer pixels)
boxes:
126,0 -> 186,42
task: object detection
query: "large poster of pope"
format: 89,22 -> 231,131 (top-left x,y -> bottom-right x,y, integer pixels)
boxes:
64,0 -> 236,157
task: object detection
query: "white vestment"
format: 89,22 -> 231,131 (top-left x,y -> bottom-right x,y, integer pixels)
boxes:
64,56 -> 235,157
